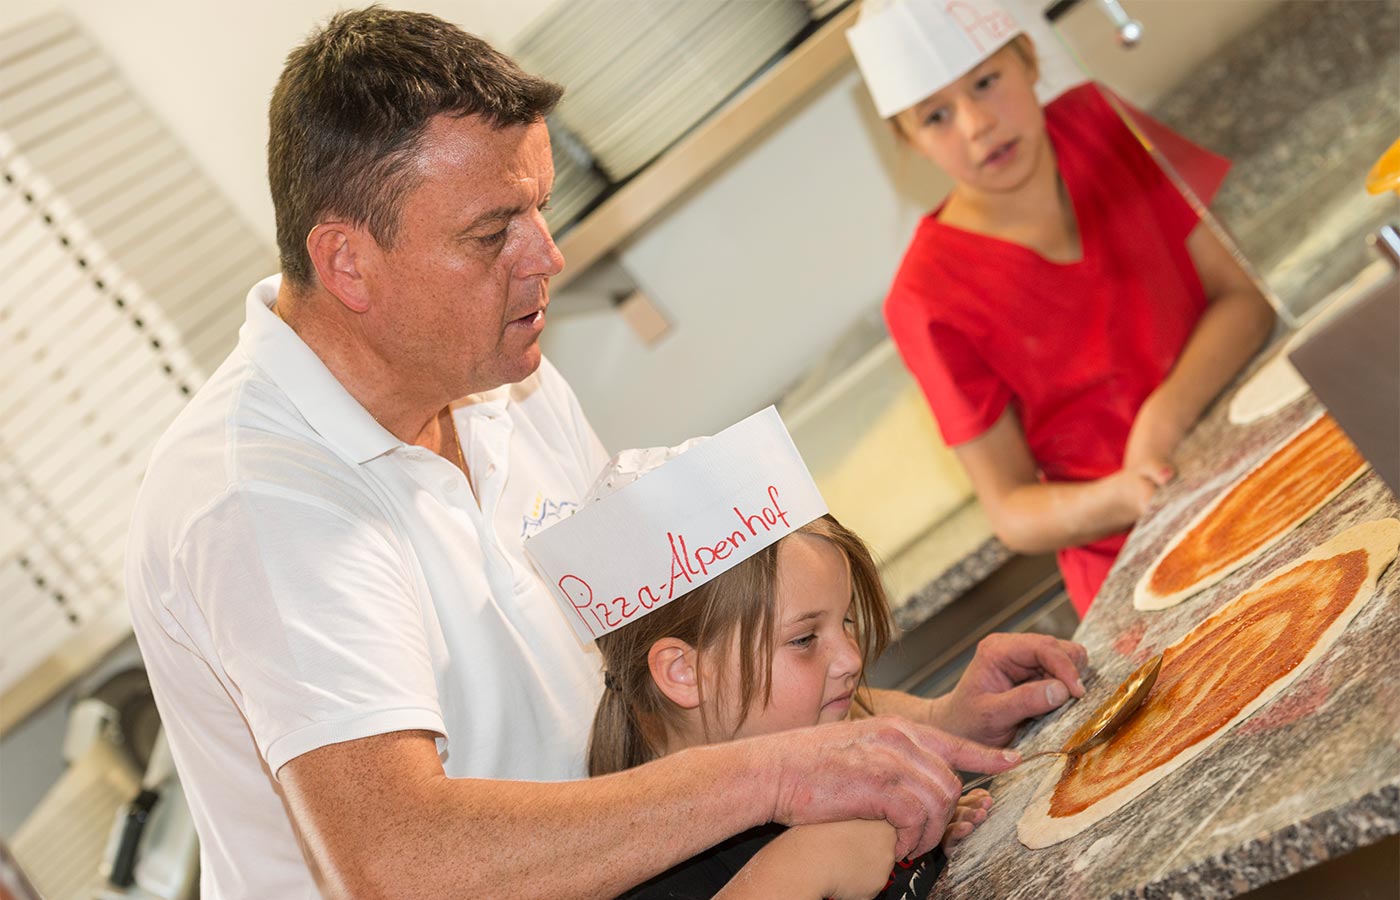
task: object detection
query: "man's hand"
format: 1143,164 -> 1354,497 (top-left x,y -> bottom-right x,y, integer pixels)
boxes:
928,633 -> 1088,747
759,716 -> 1020,860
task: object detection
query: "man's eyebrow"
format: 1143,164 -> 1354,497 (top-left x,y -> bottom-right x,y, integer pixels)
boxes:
464,204 -> 528,229
461,194 -> 554,232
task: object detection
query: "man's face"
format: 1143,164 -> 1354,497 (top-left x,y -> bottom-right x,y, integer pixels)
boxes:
361,115 -> 562,399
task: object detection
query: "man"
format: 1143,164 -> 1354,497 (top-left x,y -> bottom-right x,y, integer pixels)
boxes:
126,9 -> 1087,899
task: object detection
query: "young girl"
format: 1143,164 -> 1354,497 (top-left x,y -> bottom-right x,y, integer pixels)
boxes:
588,513 -> 991,899
847,0 -> 1276,615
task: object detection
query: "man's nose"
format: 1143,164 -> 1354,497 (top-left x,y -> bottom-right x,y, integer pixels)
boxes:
525,208 -> 565,278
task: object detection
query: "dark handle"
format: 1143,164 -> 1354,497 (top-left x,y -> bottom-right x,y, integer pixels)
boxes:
109,788 -> 160,888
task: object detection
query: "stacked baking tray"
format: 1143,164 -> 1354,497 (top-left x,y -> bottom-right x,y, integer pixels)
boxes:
542,116 -> 607,235
514,0 -> 810,184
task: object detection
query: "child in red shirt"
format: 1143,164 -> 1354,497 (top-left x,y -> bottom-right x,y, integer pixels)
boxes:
848,0 -> 1274,615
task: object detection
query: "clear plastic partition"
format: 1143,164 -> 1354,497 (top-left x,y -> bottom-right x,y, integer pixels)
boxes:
1043,0 -> 1400,327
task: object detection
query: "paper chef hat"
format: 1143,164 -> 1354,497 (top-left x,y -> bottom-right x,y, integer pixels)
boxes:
847,0 -> 1023,118
525,407 -> 828,643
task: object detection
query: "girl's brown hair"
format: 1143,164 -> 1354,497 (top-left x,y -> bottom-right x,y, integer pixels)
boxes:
587,515 -> 892,776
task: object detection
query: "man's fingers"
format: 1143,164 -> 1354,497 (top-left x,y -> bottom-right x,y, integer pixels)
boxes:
984,633 -> 1088,698
1036,639 -> 1088,698
985,678 -> 1079,726
915,726 -> 1021,775
1061,638 -> 1090,672
881,784 -> 938,861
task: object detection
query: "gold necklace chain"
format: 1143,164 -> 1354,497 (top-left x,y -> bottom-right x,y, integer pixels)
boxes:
446,408 -> 468,478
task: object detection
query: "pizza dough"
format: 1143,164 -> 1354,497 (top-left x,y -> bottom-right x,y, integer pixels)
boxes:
1134,413 -> 1368,611
1227,352 -> 1307,425
1019,518 -> 1400,849
1228,259 -> 1395,425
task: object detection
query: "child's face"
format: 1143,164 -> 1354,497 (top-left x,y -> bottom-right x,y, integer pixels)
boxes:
894,41 -> 1045,195
724,534 -> 863,739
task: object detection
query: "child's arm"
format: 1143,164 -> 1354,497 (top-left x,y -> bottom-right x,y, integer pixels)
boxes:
715,820 -> 897,900
953,410 -> 1167,555
716,793 -> 994,900
1123,223 -> 1276,475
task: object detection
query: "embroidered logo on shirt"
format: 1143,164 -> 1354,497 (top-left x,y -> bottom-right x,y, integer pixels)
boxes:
520,494 -> 578,538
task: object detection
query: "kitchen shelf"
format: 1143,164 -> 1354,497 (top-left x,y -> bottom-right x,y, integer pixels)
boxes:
552,3 -> 858,289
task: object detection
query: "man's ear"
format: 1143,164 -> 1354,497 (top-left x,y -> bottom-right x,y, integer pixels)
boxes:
306,222 -> 374,313
648,637 -> 701,710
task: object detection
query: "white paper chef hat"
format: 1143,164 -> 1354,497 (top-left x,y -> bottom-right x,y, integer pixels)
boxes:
847,0 -> 1023,118
525,407 -> 828,643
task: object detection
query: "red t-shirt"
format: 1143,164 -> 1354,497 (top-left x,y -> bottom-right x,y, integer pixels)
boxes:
884,83 -> 1229,615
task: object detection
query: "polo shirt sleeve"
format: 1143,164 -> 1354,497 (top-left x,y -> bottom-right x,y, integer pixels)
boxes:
885,288 -> 1011,447
175,486 -> 445,776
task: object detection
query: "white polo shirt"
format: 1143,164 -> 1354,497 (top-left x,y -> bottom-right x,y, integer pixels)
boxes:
126,275 -> 609,899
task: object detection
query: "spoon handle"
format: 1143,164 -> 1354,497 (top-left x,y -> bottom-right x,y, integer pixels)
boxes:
960,750 -> 1066,793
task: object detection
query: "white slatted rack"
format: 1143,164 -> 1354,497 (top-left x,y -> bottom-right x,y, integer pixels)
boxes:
0,11 -> 275,731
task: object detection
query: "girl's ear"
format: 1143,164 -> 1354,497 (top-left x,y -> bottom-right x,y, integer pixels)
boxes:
648,637 -> 701,710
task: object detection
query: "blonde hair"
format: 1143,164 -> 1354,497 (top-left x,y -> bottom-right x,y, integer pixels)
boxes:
587,515 -> 892,776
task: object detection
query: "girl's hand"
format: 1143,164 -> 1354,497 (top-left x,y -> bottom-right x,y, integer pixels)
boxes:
1123,388 -> 1188,483
1109,465 -> 1164,522
942,789 -> 993,853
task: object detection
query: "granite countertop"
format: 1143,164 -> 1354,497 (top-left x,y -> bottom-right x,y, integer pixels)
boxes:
882,501 -> 1013,633
929,330 -> 1400,899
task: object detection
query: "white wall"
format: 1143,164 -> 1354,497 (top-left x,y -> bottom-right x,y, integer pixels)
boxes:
545,65 -> 953,449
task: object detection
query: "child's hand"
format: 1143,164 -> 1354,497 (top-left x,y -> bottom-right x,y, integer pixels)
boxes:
1110,465 -> 1164,521
942,789 -> 993,853
1123,388 -> 1188,484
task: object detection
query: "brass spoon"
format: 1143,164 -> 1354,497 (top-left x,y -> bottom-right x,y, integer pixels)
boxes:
961,653 -> 1163,793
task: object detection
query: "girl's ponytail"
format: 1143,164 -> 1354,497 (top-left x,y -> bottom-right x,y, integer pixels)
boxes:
587,676 -> 654,776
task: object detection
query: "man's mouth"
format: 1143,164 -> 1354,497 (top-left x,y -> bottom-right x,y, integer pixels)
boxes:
508,307 -> 545,328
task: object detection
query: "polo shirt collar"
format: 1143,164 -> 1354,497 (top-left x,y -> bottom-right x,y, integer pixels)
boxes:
239,275 -> 401,465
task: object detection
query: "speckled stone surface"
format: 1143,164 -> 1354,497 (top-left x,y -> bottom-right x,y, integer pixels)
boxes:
930,333 -> 1400,899
889,535 -> 1013,633
1150,0 -> 1400,318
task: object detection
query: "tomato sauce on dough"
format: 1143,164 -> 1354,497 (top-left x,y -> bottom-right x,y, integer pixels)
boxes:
1149,417 -> 1364,596
1051,551 -> 1366,817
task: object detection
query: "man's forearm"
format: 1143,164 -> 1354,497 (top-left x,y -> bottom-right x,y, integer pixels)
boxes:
860,687 -> 937,726
861,688 -> 983,741
283,732 -> 773,900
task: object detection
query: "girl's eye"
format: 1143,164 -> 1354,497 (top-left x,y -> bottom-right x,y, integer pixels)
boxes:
976,71 -> 1001,91
789,633 -> 816,649
924,107 -> 949,127
843,615 -> 857,632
